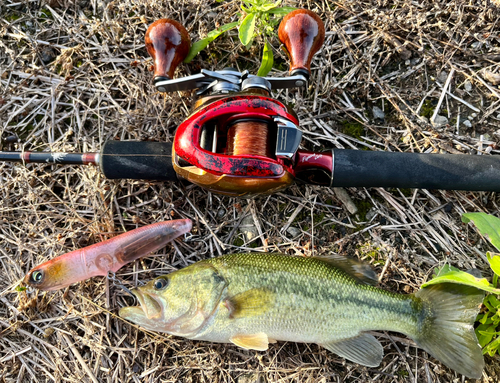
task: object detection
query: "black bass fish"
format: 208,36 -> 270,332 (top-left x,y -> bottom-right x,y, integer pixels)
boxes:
119,253 -> 484,379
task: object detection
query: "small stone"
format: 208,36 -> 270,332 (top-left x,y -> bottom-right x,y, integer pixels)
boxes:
437,71 -> 448,83
132,363 -> 142,373
418,116 -> 429,124
431,115 -> 448,127
217,208 -> 226,219
240,215 -> 258,242
334,188 -> 358,215
405,59 -> 411,66
471,41 -> 482,49
470,112 -> 478,118
286,226 -> 301,238
40,47 -> 56,65
372,106 -> 385,122
365,207 -> 377,221
464,80 -> 472,92
444,202 -> 453,213
462,120 -> 472,128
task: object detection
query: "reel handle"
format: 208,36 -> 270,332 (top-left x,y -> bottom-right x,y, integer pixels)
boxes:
278,9 -> 325,78
145,19 -> 191,82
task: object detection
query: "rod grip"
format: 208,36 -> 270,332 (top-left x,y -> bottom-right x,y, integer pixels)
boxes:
333,149 -> 500,191
100,141 -> 177,181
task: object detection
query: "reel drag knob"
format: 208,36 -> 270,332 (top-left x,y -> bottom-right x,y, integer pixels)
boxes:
278,9 -> 325,79
145,19 -> 191,83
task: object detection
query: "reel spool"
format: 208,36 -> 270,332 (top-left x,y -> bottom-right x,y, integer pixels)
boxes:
227,120 -> 271,158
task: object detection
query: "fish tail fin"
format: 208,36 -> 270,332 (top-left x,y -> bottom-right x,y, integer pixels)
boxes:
413,284 -> 484,379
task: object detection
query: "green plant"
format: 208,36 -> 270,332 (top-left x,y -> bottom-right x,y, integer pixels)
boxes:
184,0 -> 296,76
422,212 -> 500,356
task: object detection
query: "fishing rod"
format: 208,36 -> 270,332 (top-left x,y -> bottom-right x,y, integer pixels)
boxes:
2,9 -> 500,196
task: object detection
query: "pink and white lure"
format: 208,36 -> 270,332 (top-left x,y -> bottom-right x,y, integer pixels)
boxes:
24,219 -> 192,291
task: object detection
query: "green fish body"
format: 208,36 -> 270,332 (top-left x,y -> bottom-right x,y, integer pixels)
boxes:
120,253 -> 484,379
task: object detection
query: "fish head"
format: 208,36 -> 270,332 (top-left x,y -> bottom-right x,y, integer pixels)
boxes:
24,258 -> 74,291
119,261 -> 227,336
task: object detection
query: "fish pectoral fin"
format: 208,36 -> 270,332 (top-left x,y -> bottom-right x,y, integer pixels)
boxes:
312,255 -> 378,285
321,333 -> 383,367
230,333 -> 270,351
225,288 -> 274,319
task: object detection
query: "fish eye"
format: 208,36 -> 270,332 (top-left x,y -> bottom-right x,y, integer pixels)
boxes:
31,270 -> 44,284
153,278 -> 168,290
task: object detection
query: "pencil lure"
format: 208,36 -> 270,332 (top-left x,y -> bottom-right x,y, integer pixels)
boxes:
25,219 -> 192,291
120,253 -> 485,379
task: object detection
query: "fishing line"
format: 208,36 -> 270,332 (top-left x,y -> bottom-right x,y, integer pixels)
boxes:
107,271 -> 137,305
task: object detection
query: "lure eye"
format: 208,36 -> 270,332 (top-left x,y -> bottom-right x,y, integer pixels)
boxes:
153,278 -> 168,290
31,270 -> 44,284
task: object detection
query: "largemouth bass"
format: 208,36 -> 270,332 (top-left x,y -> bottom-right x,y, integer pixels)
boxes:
119,253 -> 484,379
25,219 -> 192,290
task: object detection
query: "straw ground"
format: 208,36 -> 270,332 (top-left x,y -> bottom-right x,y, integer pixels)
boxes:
1,0 -> 500,381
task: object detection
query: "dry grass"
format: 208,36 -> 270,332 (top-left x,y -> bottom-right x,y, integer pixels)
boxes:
1,0 -> 500,381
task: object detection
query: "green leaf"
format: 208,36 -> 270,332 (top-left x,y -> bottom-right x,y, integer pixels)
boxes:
484,336 -> 500,356
462,212 -> 500,252
487,252 -> 500,276
239,13 -> 257,46
257,41 -> 274,76
421,264 -> 500,294
266,6 -> 297,15
479,312 -> 490,324
184,22 -> 239,63
477,324 -> 498,347
256,1 -> 281,12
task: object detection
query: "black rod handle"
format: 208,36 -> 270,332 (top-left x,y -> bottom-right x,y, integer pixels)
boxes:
332,149 -> 500,191
100,141 -> 177,181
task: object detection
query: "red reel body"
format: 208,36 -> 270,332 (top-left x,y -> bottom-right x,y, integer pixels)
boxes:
173,94 -> 300,197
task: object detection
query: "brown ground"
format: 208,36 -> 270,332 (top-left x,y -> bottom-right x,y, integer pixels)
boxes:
1,0 -> 500,382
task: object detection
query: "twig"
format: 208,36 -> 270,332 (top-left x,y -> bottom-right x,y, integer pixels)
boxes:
431,68 -> 455,124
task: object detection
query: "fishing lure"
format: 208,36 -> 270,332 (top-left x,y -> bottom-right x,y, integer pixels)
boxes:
25,219 -> 192,290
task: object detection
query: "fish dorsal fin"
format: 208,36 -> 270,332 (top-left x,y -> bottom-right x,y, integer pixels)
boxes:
312,255 -> 378,285
321,334 -> 383,367
225,288 -> 274,319
230,333 -> 269,351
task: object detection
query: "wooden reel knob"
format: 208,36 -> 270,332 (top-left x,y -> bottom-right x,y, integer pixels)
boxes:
278,9 -> 325,78
145,19 -> 191,81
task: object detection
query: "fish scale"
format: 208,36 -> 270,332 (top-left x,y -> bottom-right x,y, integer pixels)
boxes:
198,253 -> 419,344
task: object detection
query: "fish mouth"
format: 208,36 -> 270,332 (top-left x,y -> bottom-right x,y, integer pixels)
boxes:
120,288 -> 163,321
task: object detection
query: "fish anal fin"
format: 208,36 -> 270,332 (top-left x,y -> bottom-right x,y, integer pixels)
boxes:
313,255 -> 378,285
230,333 -> 269,351
225,288 -> 274,319
321,333 -> 383,367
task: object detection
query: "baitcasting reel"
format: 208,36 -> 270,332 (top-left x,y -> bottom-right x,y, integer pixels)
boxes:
145,10 -> 330,196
